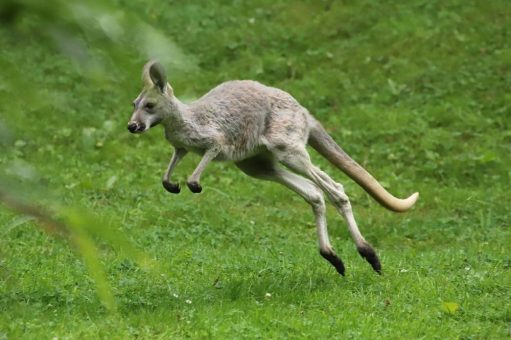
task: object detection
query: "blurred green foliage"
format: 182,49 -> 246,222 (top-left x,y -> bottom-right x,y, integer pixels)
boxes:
0,0 -> 187,312
0,0 -> 510,337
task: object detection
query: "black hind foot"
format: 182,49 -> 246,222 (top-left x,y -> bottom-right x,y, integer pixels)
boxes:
357,243 -> 382,274
320,248 -> 345,276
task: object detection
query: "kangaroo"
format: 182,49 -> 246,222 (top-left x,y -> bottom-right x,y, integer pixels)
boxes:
127,60 -> 419,275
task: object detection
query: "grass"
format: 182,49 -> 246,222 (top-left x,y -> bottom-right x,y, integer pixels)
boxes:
0,0 -> 510,338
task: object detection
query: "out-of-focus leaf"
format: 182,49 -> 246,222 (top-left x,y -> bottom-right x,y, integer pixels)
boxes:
0,178 -> 162,311
60,207 -> 161,274
2,215 -> 35,235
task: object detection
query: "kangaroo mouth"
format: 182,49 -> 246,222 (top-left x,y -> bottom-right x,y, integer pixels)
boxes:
127,118 -> 162,134
127,122 -> 147,133
150,117 -> 162,128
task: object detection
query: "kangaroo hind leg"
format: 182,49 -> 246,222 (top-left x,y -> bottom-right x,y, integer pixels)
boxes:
235,155 -> 345,276
269,145 -> 382,274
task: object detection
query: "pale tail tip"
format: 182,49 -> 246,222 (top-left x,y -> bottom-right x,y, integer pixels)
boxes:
411,191 -> 419,202
405,192 -> 419,209
392,191 -> 419,213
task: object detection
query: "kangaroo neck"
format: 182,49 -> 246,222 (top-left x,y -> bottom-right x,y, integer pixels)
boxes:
162,97 -> 198,148
163,96 -> 189,130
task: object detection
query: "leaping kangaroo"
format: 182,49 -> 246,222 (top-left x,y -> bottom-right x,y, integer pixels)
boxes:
127,60 -> 419,275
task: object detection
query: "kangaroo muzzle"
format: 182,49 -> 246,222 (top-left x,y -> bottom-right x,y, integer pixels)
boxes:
127,121 -> 146,133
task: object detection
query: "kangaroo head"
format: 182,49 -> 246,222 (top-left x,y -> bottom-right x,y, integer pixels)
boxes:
127,60 -> 176,134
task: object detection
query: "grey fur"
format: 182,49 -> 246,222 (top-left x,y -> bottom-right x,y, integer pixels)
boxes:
127,60 -> 419,275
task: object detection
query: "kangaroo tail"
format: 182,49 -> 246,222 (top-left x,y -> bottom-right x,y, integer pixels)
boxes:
308,121 -> 419,212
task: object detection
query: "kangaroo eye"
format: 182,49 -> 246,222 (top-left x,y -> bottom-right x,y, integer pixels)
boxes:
145,102 -> 155,110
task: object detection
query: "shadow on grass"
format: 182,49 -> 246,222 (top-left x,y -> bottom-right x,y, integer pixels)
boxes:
1,262 -> 384,318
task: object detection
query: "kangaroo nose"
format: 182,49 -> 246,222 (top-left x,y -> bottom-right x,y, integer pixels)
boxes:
127,122 -> 138,133
138,122 -> 146,131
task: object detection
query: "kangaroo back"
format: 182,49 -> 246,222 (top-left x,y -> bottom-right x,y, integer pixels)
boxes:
308,121 -> 418,212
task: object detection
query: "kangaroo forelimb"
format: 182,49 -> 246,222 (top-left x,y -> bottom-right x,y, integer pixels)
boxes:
162,148 -> 187,194
186,148 -> 220,193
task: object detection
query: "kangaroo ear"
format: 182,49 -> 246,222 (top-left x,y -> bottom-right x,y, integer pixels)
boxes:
165,82 -> 174,96
142,60 -> 167,93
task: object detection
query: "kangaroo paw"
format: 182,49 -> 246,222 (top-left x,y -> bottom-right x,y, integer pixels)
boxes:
320,249 -> 345,276
187,181 -> 202,193
162,181 -> 180,194
357,243 -> 382,274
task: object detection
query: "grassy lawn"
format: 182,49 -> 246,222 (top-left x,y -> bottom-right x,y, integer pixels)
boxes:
0,0 -> 510,338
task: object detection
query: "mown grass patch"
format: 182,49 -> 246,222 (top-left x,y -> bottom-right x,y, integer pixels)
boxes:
1,0 -> 510,338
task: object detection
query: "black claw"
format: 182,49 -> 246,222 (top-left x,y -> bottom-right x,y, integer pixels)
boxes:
320,249 -> 345,276
357,244 -> 382,274
162,181 -> 180,194
187,181 -> 202,193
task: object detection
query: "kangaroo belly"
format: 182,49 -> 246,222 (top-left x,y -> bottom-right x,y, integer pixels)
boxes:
215,143 -> 266,162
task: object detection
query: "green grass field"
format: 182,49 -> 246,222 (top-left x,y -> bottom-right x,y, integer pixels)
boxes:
0,0 -> 510,338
